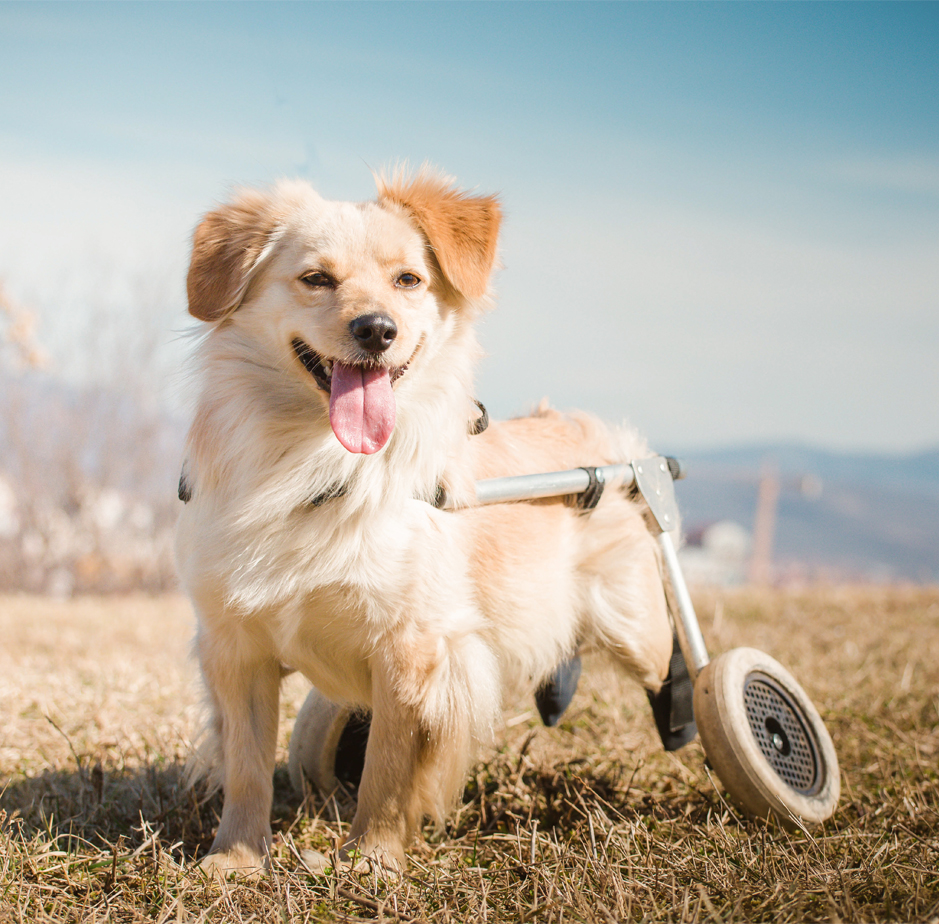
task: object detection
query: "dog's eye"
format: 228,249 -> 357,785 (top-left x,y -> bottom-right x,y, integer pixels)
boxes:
301,272 -> 335,289
395,272 -> 421,289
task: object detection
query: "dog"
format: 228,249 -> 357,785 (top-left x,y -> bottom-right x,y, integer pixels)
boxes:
176,168 -> 674,874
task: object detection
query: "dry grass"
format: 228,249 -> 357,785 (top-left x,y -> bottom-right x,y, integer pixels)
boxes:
1,587 -> 938,922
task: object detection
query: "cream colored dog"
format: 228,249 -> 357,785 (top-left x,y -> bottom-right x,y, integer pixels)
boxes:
176,169 -> 673,874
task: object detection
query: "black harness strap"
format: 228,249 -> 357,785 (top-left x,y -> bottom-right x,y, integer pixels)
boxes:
470,399 -> 489,436
308,484 -> 347,508
575,466 -> 605,510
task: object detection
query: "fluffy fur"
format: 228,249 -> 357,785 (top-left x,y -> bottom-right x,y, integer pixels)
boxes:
176,168 -> 674,874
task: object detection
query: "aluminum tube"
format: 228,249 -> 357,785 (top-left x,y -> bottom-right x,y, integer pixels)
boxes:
657,531 -> 710,676
469,463 -> 635,506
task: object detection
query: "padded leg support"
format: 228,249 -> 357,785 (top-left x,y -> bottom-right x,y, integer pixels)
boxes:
535,655 -> 583,727
647,635 -> 697,751
334,712 -> 370,787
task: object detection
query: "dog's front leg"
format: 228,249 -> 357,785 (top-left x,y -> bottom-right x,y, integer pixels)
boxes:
197,629 -> 281,876
344,658 -> 425,870
344,629 -> 492,871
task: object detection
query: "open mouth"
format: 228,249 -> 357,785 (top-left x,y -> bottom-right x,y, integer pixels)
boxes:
291,338 -> 409,393
292,337 -> 417,455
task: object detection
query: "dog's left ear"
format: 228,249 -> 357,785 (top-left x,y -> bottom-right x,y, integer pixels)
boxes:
376,170 -> 502,300
187,190 -> 283,322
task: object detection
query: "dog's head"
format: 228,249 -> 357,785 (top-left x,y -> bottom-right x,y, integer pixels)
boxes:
187,169 -> 501,454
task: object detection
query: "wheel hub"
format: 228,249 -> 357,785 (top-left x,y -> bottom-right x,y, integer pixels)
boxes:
743,672 -> 821,795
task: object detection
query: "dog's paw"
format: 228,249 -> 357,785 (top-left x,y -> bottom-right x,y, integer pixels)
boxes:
198,846 -> 267,880
342,840 -> 404,878
301,845 -> 401,878
299,848 -> 334,876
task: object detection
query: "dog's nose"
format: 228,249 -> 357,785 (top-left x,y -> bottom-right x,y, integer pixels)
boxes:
350,314 -> 397,353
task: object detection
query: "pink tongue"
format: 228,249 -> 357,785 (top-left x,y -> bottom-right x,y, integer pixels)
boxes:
328,363 -> 396,454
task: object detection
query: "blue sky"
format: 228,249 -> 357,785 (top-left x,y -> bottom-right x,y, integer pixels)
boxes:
1,1 -> 937,452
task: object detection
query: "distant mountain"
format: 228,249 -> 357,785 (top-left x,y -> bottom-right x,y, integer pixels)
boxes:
671,443 -> 939,583
673,443 -> 939,496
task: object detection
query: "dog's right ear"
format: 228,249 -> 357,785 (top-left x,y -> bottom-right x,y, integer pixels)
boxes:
187,191 -> 282,322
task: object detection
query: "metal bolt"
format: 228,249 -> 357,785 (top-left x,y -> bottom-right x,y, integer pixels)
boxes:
772,732 -> 785,752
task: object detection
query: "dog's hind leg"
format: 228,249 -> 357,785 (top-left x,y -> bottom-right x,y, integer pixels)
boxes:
578,504 -> 674,693
195,621 -> 282,876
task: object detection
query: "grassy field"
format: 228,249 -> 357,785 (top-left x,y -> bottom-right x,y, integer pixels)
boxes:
1,587 -> 938,923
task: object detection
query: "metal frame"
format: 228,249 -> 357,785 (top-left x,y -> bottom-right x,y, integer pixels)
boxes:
440,456 -> 711,679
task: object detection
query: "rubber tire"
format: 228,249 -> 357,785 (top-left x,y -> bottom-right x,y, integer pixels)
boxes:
288,686 -> 354,796
693,647 -> 840,828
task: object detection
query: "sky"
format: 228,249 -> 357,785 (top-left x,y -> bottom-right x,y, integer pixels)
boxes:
1,1 -> 937,454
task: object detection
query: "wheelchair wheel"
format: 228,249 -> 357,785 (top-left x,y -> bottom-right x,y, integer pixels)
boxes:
288,687 -> 369,796
693,647 -> 840,827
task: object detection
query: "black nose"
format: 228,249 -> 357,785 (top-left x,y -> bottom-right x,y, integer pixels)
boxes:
350,313 -> 397,353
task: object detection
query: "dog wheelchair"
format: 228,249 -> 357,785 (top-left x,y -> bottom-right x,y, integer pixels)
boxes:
289,457 -> 840,828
